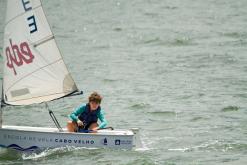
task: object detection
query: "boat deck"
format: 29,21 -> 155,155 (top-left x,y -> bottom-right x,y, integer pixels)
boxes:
1,125 -> 134,136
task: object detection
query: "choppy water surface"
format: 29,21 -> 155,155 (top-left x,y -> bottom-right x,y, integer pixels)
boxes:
0,0 -> 247,164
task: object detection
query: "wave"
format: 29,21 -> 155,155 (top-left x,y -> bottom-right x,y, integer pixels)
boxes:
21,146 -> 99,160
171,38 -> 193,46
221,106 -> 239,112
148,111 -> 176,116
0,145 -> 100,160
190,116 -> 208,122
168,140 -> 247,153
220,32 -> 247,39
129,103 -> 151,109
103,78 -> 118,82
139,37 -> 194,47
113,27 -> 122,32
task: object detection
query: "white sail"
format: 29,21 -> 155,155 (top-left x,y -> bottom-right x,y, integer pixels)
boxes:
2,0 -> 78,105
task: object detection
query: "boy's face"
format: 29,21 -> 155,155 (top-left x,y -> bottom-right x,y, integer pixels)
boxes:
89,101 -> 100,110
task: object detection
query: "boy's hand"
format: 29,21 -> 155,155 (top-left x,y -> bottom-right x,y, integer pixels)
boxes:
77,120 -> 84,126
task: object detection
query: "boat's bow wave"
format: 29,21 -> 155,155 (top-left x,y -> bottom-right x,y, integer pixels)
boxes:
21,146 -> 99,160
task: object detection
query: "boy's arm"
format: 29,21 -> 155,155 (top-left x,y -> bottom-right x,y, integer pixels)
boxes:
69,104 -> 86,122
97,109 -> 108,129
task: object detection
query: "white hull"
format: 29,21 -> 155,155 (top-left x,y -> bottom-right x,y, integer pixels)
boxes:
0,125 -> 141,151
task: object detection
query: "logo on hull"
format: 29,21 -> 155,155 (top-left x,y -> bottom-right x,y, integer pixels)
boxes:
100,138 -> 108,145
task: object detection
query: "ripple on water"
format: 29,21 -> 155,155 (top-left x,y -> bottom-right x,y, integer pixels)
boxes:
221,106 -> 239,112
190,116 -> 209,122
129,102 -> 151,110
21,146 -> 99,160
103,78 -> 118,83
170,37 -> 194,46
113,27 -> 122,32
220,32 -> 247,39
0,148 -> 21,161
0,146 -> 103,162
168,140 -> 247,153
148,111 -> 177,117
138,36 -> 194,47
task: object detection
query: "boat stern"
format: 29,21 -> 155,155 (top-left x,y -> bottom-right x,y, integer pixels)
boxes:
131,128 -> 142,149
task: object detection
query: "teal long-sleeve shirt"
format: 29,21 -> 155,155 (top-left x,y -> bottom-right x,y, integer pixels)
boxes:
69,104 -> 107,129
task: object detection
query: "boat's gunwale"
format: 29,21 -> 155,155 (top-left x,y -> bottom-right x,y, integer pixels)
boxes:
0,125 -> 134,136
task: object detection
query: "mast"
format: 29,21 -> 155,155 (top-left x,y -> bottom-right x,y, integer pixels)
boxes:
0,84 -> 3,127
0,108 -> 2,128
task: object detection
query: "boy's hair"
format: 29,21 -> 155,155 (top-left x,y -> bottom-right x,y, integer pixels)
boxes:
88,92 -> 102,104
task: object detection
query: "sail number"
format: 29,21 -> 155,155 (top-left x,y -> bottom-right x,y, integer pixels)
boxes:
5,39 -> 35,75
22,0 -> 37,34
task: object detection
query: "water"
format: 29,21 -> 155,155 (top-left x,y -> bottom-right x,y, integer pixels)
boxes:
1,0 -> 247,164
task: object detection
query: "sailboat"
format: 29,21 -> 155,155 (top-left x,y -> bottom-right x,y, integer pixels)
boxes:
0,0 -> 140,151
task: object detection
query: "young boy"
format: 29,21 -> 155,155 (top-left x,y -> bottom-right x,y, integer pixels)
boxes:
67,92 -> 107,132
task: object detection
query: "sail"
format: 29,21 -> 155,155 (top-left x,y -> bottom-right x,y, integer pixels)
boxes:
2,0 -> 78,105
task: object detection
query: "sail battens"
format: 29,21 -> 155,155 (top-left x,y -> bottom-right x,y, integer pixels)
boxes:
5,58 -> 64,94
33,35 -> 54,47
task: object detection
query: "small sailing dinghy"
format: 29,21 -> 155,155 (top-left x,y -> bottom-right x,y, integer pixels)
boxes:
0,0 -> 140,151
